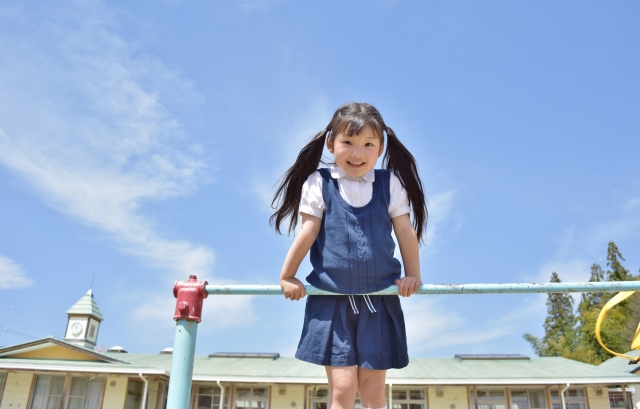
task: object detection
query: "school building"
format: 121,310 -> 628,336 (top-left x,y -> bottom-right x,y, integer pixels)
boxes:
1,290 -> 640,409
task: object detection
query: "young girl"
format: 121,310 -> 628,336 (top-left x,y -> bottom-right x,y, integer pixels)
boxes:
271,102 -> 427,409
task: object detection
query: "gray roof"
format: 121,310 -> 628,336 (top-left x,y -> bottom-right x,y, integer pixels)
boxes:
107,353 -> 640,385
66,289 -> 104,321
1,337 -> 639,385
0,337 -> 166,376
599,350 -> 640,374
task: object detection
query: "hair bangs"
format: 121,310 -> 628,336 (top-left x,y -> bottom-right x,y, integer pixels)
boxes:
332,114 -> 383,140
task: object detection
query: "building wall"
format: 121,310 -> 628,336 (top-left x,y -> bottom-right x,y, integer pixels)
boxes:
586,385 -> 610,409
0,372 -> 33,409
11,346 -> 102,361
270,384 -> 305,409
102,375 -> 129,409
428,386 -> 469,409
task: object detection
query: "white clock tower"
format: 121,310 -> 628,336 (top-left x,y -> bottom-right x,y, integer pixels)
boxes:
64,289 -> 104,349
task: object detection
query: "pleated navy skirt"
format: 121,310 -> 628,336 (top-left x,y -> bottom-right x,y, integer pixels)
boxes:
295,295 -> 409,370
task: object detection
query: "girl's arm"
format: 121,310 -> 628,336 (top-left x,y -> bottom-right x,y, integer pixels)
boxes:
280,212 -> 322,300
391,213 -> 422,297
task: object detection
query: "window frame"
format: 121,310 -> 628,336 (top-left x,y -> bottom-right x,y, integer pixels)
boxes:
389,386 -> 428,409
234,385 -> 270,409
509,388 -> 548,409
307,386 -> 330,409
28,374 -> 106,409
28,373 -> 68,409
470,388 -> 508,409
549,387 -> 589,409
306,386 -> 362,409
193,383 -> 231,409
608,391 -> 633,409
125,379 -> 145,409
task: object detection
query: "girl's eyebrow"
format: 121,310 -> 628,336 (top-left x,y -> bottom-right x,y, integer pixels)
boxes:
344,133 -> 377,139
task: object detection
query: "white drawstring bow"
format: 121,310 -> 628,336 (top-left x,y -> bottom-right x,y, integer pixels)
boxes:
347,295 -> 376,314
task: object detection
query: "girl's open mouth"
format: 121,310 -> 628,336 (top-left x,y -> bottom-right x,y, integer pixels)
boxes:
347,161 -> 365,167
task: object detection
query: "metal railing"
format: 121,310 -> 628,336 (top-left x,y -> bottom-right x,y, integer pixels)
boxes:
166,277 -> 640,409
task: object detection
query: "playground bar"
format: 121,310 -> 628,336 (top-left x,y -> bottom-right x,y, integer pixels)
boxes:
167,278 -> 640,409
205,281 -> 640,295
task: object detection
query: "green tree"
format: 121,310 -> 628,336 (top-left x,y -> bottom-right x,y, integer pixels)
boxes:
526,242 -> 639,365
523,272 -> 577,357
606,241 -> 632,282
576,263 -> 611,364
574,242 -> 636,364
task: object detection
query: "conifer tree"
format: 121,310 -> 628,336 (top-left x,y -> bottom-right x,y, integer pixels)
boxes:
576,263 -> 608,364
606,241 -> 632,282
526,242 -> 639,365
575,242 -> 636,364
523,272 -> 577,357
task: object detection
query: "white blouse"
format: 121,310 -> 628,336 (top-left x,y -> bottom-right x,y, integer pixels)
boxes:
299,166 -> 411,219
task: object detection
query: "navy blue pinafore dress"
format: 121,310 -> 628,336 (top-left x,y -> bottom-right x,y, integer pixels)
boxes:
295,168 -> 409,370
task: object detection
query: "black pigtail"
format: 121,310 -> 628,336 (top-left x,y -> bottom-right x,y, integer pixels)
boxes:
270,129 -> 328,235
383,126 -> 428,243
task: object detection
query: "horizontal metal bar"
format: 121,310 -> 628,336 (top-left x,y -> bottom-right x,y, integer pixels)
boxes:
205,281 -> 640,296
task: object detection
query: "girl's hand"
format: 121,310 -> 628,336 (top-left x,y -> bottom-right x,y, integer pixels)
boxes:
395,277 -> 422,297
280,277 -> 306,301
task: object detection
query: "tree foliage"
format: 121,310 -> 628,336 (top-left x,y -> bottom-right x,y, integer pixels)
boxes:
524,272 -> 577,357
524,241 -> 640,364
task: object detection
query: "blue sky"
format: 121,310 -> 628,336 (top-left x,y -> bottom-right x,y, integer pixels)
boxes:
1,0 -> 639,358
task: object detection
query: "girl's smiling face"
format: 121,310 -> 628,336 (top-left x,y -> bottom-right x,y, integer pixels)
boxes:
327,126 -> 384,178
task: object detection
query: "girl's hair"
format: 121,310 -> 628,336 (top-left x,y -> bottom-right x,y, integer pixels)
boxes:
271,102 -> 428,243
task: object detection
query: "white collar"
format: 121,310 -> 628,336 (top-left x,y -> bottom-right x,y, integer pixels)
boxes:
329,165 -> 375,182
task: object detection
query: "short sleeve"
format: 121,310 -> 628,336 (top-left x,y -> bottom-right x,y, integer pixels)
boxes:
389,173 -> 410,218
299,171 -> 325,218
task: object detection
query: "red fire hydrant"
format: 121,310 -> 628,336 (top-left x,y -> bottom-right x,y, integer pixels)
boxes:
173,275 -> 209,322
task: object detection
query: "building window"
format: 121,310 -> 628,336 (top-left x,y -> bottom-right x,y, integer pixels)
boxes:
510,389 -> 547,409
307,387 -> 365,409
0,372 -> 7,406
307,387 -> 364,409
195,384 -> 230,409
30,375 -> 66,409
125,380 -> 144,409
609,392 -> 632,409
157,382 -> 167,409
235,386 -> 269,409
308,387 -> 330,409
29,374 -> 105,409
391,388 -> 427,409
471,389 -> 507,409
67,376 -> 105,409
550,388 -> 588,409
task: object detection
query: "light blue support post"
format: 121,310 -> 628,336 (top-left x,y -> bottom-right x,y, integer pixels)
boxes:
166,275 -> 209,409
167,319 -> 199,409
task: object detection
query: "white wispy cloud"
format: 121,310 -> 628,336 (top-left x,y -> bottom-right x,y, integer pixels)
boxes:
0,254 -> 33,290
0,0 -> 213,278
127,290 -> 258,347
625,197 -> 640,210
251,98 -> 332,216
424,189 -> 457,252
403,295 -> 542,354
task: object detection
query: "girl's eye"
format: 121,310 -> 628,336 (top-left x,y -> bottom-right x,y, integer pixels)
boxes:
343,141 -> 352,145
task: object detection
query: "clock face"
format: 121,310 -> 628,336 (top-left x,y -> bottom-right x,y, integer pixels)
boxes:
71,322 -> 83,336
